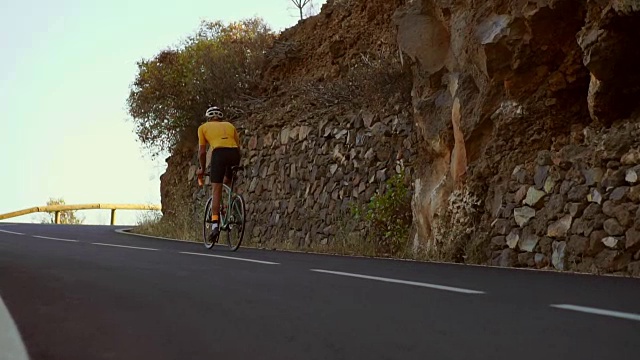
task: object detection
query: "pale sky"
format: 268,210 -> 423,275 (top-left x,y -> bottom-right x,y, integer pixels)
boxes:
0,0 -> 325,225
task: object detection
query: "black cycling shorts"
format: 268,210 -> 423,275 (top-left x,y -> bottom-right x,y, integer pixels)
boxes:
209,147 -> 241,183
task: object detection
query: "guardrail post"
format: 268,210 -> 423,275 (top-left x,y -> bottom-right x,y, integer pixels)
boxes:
110,209 -> 116,225
54,211 -> 60,224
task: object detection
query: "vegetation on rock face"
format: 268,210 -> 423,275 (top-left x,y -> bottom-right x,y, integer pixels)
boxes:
351,173 -> 413,256
126,18 -> 275,158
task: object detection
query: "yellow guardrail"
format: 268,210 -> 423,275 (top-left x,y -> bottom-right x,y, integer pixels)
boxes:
0,204 -> 161,225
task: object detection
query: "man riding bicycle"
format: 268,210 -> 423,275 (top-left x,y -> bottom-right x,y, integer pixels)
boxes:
196,106 -> 241,243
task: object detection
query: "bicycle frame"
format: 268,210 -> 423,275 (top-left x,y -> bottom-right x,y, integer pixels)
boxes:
219,184 -> 233,228
217,167 -> 241,229
202,165 -> 245,251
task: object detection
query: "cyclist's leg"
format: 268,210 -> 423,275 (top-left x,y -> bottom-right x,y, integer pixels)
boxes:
209,148 -> 226,227
220,148 -> 240,218
222,172 -> 232,187
211,183 -> 223,221
222,147 -> 241,187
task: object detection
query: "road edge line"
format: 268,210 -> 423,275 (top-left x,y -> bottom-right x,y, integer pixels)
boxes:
113,229 -> 634,280
0,296 -> 30,360
114,228 -> 232,248
114,228 -> 200,244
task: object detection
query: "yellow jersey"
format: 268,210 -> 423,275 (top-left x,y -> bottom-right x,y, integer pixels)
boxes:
198,121 -> 240,149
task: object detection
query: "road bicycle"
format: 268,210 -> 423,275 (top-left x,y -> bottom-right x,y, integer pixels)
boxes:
202,165 -> 246,251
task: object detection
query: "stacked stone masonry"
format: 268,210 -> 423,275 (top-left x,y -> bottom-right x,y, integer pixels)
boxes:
490,148 -> 640,277
189,109 -> 417,248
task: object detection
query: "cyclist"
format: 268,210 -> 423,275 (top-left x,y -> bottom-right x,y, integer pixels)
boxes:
196,106 -> 241,242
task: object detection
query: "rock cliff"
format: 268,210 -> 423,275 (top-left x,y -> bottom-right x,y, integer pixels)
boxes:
158,0 -> 640,276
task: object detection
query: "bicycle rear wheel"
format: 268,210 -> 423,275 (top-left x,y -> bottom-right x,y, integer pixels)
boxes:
224,193 -> 245,251
202,197 -> 216,249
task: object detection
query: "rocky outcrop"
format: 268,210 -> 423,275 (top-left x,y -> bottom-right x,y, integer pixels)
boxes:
157,0 -> 640,277
392,0 -> 640,273
159,125 -> 199,221
393,0 -> 591,253
578,0 -> 640,124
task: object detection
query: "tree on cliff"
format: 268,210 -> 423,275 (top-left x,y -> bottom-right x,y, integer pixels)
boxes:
39,197 -> 85,224
290,0 -> 314,20
126,18 -> 275,158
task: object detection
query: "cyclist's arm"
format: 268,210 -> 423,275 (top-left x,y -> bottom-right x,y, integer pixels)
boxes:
198,126 -> 207,170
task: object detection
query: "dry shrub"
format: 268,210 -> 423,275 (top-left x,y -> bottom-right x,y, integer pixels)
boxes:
132,198 -> 206,243
289,46 -> 412,109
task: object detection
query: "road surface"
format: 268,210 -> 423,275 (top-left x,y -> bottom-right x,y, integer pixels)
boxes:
1,223 -> 639,360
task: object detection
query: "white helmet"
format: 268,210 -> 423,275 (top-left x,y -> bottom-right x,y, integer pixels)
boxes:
205,106 -> 224,119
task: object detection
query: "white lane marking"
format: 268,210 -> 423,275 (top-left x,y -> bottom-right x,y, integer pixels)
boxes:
33,235 -> 78,243
550,304 -> 640,322
92,243 -> 158,251
0,296 -> 30,360
0,229 -> 24,235
180,252 -> 279,265
310,269 -> 486,294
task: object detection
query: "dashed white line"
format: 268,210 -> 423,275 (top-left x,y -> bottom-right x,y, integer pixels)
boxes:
92,243 -> 158,251
551,304 -> 640,322
33,235 -> 78,242
310,269 -> 486,294
180,252 -> 279,265
0,229 -> 24,235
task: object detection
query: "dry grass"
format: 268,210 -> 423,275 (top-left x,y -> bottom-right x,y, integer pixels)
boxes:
130,199 -> 417,261
130,181 -> 420,261
131,203 -> 202,243
128,189 -> 489,266
281,45 -> 412,113
288,204 -> 415,260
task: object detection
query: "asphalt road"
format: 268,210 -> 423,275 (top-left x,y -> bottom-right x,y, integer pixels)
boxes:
0,223 -> 639,360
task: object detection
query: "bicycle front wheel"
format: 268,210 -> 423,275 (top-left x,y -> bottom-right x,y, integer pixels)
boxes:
225,193 -> 245,251
202,197 -> 216,249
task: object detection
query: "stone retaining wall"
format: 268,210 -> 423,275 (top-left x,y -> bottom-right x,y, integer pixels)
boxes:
188,108 -> 418,247
490,147 -> 640,276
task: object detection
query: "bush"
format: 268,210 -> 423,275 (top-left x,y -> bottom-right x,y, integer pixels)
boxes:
352,172 -> 413,256
126,18 -> 276,158
39,197 -> 85,224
